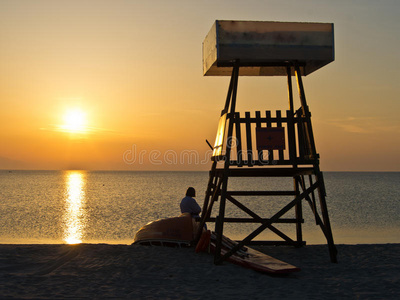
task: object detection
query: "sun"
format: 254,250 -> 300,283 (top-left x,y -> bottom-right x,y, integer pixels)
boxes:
61,109 -> 88,134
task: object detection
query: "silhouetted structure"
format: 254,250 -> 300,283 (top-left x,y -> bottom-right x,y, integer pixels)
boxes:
198,20 -> 337,263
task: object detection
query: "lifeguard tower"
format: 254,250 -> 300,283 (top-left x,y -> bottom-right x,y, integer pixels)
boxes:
198,21 -> 338,263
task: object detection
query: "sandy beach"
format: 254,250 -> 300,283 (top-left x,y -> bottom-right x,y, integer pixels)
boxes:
0,243 -> 399,299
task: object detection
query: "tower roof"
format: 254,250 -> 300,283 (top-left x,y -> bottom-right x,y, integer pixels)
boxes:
203,20 -> 334,76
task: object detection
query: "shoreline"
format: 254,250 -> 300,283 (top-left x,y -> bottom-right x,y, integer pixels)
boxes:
1,243 -> 399,299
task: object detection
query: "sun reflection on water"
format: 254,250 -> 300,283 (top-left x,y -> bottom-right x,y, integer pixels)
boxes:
63,171 -> 86,244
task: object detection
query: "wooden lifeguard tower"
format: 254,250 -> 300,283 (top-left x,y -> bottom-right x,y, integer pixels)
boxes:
198,21 -> 338,263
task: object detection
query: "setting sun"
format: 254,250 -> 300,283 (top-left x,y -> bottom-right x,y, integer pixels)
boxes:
61,109 -> 88,134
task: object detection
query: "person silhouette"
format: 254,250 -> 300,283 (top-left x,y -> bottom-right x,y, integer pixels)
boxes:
180,187 -> 201,219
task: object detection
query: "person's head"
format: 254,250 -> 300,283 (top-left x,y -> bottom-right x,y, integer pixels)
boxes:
186,187 -> 196,197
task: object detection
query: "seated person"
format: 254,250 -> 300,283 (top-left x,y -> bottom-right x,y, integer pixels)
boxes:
180,187 -> 201,219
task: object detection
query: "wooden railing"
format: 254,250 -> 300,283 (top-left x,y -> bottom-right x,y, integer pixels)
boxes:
213,108 -> 317,166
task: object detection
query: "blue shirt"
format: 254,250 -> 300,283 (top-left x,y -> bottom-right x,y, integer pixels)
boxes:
180,196 -> 201,218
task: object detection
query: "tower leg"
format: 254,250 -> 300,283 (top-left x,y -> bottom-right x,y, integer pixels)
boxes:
213,62 -> 240,265
214,175 -> 228,264
316,172 -> 338,263
196,161 -> 217,242
294,176 -> 303,246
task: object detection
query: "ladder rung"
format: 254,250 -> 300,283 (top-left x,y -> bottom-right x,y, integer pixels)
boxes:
242,240 -> 306,246
227,191 -> 296,196
206,217 -> 303,224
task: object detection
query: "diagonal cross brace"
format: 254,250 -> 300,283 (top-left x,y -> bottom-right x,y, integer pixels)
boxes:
217,181 -> 320,264
226,194 -> 295,243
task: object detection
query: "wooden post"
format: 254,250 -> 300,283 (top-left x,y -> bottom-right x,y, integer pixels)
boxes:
294,176 -> 303,246
245,112 -> 253,166
214,62 -> 240,264
294,64 -> 317,160
316,171 -> 338,263
287,110 -> 297,167
196,161 -> 218,242
286,65 -> 294,114
234,112 -> 243,166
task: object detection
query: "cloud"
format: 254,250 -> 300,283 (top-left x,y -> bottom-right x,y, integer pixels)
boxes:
334,124 -> 369,133
322,116 -> 400,134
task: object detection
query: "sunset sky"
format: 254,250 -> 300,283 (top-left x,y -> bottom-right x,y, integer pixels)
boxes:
1,0 -> 399,171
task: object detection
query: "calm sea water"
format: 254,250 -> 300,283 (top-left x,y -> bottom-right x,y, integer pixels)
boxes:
0,170 -> 399,245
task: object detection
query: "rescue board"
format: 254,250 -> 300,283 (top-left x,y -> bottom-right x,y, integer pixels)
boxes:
206,231 -> 300,274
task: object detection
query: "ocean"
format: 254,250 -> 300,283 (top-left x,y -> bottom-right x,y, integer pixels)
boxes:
0,170 -> 399,245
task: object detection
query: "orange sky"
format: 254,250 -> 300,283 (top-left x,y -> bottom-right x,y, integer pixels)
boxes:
1,0 -> 399,171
